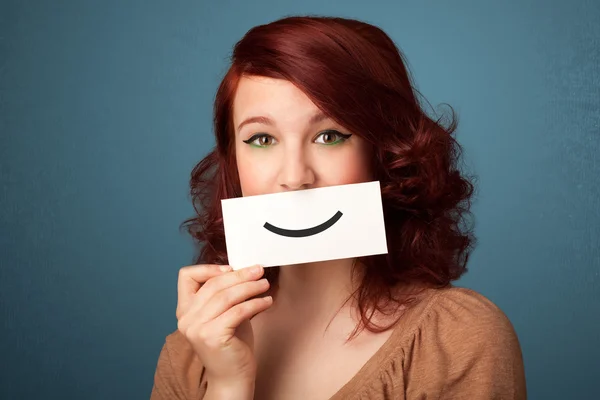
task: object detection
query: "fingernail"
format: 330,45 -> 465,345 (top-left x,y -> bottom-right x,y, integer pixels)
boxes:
220,265 -> 232,272
251,265 -> 264,274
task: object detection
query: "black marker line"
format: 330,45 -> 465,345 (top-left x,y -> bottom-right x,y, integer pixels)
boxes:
263,211 -> 343,238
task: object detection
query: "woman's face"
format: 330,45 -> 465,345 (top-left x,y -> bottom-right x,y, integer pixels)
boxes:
232,76 -> 373,196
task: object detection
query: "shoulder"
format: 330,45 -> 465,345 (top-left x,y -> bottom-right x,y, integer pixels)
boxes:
159,328 -> 203,375
421,286 -> 518,337
151,329 -> 206,400
397,286 -> 527,398
402,286 -> 524,360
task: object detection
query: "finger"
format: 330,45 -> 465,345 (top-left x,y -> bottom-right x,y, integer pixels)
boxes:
193,278 -> 270,323
195,265 -> 265,304
177,264 -> 232,318
213,296 -> 273,335
178,264 -> 232,296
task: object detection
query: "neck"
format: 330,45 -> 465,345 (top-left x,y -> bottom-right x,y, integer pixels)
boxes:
272,258 -> 363,323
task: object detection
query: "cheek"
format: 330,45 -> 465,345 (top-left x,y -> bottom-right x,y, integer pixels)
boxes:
337,165 -> 372,184
317,146 -> 374,185
235,148 -> 276,196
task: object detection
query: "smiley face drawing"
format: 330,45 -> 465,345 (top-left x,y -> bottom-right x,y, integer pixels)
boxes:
263,211 -> 343,238
221,181 -> 388,269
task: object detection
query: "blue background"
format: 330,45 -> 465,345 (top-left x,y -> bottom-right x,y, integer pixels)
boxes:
1,0 -> 599,398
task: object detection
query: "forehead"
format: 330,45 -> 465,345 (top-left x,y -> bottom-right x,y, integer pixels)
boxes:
232,76 -> 320,125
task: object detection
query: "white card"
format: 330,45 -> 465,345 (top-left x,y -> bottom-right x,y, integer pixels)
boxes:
221,181 -> 388,269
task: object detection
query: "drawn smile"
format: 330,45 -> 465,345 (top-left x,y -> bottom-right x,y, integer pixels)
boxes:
263,211 -> 343,238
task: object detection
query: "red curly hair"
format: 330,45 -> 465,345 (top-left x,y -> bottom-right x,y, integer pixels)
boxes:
182,16 -> 477,338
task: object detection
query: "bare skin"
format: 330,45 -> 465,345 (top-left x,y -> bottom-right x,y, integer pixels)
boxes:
233,76 -> 392,398
177,76 -> 402,399
176,264 -> 271,399
251,262 -> 402,400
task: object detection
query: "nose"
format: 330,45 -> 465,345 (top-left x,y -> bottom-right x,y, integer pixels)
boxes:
278,149 -> 315,191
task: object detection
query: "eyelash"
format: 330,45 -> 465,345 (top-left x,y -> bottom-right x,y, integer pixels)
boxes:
242,130 -> 352,148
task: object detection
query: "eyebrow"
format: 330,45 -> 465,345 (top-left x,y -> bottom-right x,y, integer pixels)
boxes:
236,111 -> 331,132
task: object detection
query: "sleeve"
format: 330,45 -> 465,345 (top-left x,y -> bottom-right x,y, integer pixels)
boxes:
404,288 -> 527,400
150,330 -> 208,400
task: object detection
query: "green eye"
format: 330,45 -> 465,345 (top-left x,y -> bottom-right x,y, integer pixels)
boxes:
314,130 -> 352,145
243,134 -> 277,148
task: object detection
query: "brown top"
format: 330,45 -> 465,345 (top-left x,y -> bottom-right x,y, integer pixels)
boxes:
150,287 -> 526,399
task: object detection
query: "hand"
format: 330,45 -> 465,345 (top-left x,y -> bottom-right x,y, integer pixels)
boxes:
176,264 -> 273,386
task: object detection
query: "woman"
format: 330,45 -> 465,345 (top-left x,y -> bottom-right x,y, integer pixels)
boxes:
151,16 -> 526,400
